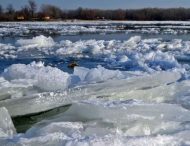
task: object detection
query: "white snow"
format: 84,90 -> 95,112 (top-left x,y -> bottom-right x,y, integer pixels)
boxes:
2,61 -> 72,91
74,65 -> 125,83
16,35 -> 55,49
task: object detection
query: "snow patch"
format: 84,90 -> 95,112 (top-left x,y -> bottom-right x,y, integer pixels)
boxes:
2,61 -> 71,91
16,35 -> 55,48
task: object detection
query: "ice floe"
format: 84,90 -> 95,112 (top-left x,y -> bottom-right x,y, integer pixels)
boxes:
16,35 -> 55,49
2,61 -> 71,91
0,107 -> 16,138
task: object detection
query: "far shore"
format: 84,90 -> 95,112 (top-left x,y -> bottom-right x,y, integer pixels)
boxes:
1,20 -> 190,23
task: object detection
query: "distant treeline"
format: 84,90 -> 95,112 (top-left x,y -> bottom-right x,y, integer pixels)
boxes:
1,0 -> 190,21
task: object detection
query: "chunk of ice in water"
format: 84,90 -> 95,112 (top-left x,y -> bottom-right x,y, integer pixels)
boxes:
0,107 -> 16,137
16,35 -> 55,48
2,61 -> 71,91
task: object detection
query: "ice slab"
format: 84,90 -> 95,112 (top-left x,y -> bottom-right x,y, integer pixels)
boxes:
0,107 -> 16,138
17,35 -> 55,49
0,70 -> 181,117
0,92 -> 72,117
3,61 -> 72,91
4,101 -> 189,146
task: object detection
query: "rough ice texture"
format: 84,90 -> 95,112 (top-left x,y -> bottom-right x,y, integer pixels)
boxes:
0,64 -> 182,117
2,61 -> 71,91
0,107 -> 16,137
74,65 -> 125,83
1,23 -> 190,145
1,102 -> 190,146
0,62 -> 188,145
1,60 -> 181,95
1,21 -> 190,37
0,43 -> 16,59
0,35 -> 183,73
2,62 -> 131,92
16,35 -> 55,48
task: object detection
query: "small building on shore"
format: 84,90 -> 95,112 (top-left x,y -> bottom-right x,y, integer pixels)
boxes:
42,16 -> 51,21
17,16 -> 25,20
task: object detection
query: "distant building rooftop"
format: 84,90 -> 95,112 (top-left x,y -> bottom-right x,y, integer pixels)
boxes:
17,16 -> 24,20
43,16 -> 51,20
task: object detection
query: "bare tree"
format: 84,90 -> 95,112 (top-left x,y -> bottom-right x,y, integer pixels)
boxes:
5,4 -> 15,20
28,0 -> 37,17
41,4 -> 62,19
6,4 -> 14,15
2,2 -> 190,21
0,5 -> 3,15
19,6 -> 30,20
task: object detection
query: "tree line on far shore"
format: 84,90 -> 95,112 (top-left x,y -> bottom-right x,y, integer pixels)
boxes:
1,0 -> 190,21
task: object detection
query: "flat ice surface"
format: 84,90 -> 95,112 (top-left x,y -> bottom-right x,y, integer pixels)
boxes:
1,22 -> 190,146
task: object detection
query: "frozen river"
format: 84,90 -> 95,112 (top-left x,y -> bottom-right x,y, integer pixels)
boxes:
1,21 -> 190,146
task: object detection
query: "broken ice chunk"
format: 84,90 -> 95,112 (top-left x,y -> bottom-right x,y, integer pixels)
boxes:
0,107 -> 16,137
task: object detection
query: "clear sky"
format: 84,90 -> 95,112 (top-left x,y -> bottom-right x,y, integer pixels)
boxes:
1,0 -> 190,10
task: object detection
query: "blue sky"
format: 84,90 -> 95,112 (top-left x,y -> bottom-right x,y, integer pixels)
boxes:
1,0 -> 190,9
